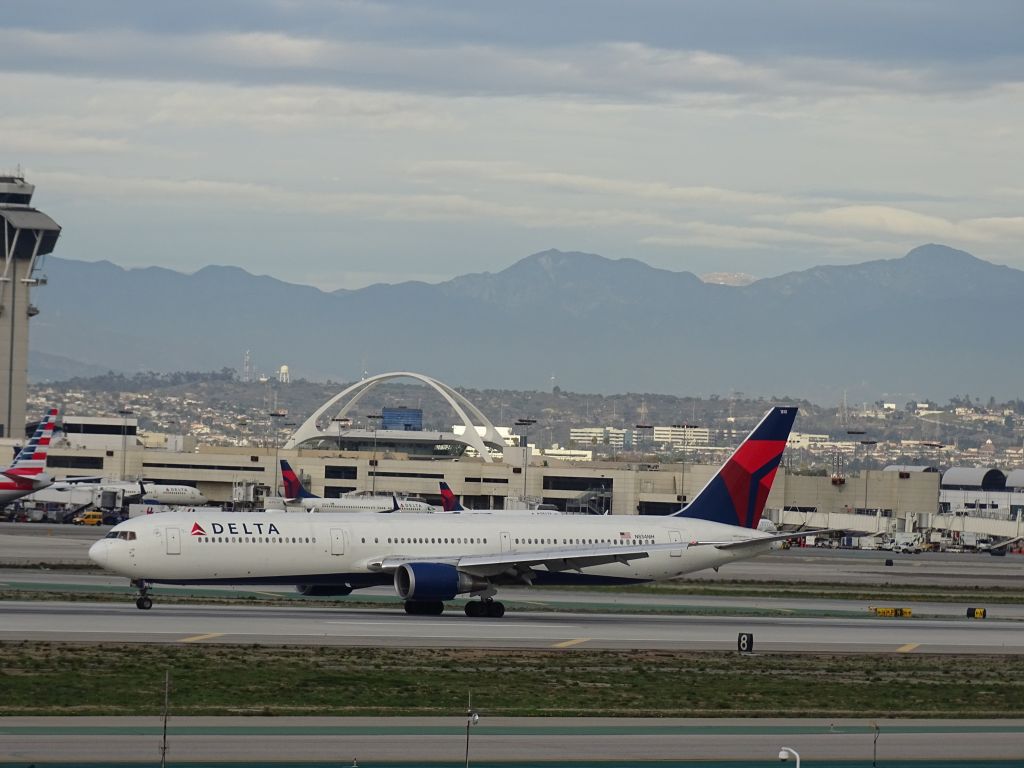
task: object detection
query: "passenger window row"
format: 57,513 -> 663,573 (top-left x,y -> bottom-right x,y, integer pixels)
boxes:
195,537 -> 315,544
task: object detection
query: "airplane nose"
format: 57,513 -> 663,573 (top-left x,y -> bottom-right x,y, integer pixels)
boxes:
88,539 -> 109,568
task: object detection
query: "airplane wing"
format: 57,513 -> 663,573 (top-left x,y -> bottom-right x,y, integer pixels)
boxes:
687,529 -> 841,551
368,529 -> 835,582
371,543 -> 658,581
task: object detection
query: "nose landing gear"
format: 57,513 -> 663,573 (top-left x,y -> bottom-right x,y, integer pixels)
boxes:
131,579 -> 153,610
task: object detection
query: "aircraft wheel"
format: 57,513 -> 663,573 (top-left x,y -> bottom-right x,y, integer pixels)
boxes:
428,601 -> 445,616
485,600 -> 505,618
465,601 -> 482,618
136,596 -> 153,610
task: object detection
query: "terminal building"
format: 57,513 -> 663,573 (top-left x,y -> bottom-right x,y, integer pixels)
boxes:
27,371 -> 969,534
21,372 -> 1024,542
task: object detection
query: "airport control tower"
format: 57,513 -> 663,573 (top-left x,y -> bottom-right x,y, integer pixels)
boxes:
0,173 -> 61,438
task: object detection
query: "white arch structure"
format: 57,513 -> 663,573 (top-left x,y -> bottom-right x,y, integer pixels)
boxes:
283,372 -> 509,462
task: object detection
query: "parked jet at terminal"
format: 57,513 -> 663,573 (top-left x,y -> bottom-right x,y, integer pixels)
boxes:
273,459 -> 435,513
90,407 -> 805,616
51,478 -> 206,505
0,408 -> 58,506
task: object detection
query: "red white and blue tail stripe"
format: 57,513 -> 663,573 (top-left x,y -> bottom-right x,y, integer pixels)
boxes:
674,406 -> 796,528
5,408 -> 58,478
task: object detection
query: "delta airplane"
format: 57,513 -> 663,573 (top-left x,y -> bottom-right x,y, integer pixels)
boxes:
272,459 -> 435,513
90,407 -> 807,617
439,482 -> 561,515
0,408 -> 58,506
51,479 -> 206,505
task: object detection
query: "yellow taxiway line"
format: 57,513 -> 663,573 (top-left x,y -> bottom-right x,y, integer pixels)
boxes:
896,642 -> 920,653
553,638 -> 590,648
179,632 -> 225,643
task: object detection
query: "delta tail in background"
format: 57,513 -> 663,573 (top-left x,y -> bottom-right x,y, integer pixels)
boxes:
0,408 -> 58,506
269,459 -> 436,513
90,407 -> 810,617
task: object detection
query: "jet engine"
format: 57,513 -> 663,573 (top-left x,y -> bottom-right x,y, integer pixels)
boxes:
393,562 -> 488,601
295,584 -> 353,596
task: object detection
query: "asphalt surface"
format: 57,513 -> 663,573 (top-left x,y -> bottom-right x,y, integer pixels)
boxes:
2,717 -> 1023,763
3,524 -> 1024,764
1,599 -> 1021,653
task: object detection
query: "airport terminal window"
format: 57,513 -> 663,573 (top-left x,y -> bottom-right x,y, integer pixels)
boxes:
326,465 -> 358,480
543,476 -> 613,492
47,456 -> 105,470
143,461 -> 262,473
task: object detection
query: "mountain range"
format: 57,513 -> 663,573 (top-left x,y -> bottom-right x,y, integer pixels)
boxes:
28,244 -> 1024,404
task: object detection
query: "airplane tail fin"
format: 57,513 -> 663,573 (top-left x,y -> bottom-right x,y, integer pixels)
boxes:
3,408 -> 58,481
673,406 -> 797,529
280,459 -> 317,499
439,481 -> 463,512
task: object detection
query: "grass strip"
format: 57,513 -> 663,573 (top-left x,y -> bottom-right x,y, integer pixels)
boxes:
3,642 -> 1024,718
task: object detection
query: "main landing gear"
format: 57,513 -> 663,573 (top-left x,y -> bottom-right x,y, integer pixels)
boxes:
132,579 -> 153,610
464,598 -> 505,618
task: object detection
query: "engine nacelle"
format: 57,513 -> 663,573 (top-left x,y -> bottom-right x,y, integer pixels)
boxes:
394,562 -> 488,601
296,584 -> 353,597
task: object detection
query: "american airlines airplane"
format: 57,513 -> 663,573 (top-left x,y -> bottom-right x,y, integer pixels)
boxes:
274,460 -> 436,513
90,407 -> 804,617
0,408 -> 58,506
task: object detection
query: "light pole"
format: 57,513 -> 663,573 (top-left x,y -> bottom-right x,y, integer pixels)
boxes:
464,694 -> 479,768
778,746 -> 800,767
515,418 -> 536,503
268,410 -> 286,496
672,423 -> 695,505
118,408 -> 133,481
367,413 -> 382,494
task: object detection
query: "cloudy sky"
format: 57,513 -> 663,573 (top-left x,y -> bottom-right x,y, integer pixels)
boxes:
2,1 -> 1022,289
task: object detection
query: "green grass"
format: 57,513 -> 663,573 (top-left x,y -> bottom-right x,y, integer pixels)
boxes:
2,642 -> 1024,718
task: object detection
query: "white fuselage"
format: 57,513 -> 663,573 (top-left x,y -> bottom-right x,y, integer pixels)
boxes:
49,481 -> 207,505
89,509 -> 774,589
298,496 -> 435,513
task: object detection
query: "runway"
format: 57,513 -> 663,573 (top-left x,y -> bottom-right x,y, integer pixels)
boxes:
1,599 -> 1021,653
2,716 -> 1024,763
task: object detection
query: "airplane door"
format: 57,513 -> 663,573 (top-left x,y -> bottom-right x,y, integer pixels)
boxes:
500,532 -> 511,552
166,528 -> 181,555
330,528 -> 346,556
668,529 -> 683,557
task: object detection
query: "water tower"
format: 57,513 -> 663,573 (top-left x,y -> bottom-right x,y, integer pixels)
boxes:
0,173 -> 61,437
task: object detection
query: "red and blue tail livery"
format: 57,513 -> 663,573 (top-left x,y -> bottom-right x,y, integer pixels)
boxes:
439,481 -> 464,512
280,459 -> 317,499
674,406 -> 796,528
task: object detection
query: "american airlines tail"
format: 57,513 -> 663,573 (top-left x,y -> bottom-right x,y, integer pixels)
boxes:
3,408 -> 58,484
439,481 -> 464,512
279,460 -> 317,499
673,406 -> 796,528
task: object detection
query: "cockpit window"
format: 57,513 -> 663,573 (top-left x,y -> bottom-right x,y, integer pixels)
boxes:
105,531 -> 137,541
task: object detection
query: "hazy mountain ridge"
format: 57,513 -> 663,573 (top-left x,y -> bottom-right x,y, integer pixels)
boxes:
29,244 -> 1024,402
